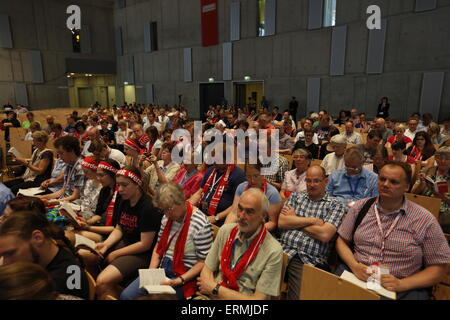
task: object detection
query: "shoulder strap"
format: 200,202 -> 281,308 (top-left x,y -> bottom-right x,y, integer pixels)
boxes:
350,197 -> 377,250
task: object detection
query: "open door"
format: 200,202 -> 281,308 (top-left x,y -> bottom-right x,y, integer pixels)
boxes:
199,83 -> 224,121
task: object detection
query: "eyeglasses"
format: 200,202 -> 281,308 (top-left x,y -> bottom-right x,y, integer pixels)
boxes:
305,179 -> 324,184
293,155 -> 307,159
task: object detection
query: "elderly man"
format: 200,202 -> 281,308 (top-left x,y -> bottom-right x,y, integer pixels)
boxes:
335,161 -> 450,300
343,121 -> 363,145
132,124 -> 150,149
279,166 -> 346,299
321,134 -> 347,176
357,129 -> 382,163
276,122 -> 294,154
404,118 -> 420,141
326,147 -> 378,209
350,109 -> 359,126
197,188 -> 283,299
82,127 -> 101,157
374,118 -> 393,143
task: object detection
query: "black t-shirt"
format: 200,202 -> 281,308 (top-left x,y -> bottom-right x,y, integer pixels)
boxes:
199,166 -> 246,216
114,194 -> 162,246
100,129 -> 116,144
46,246 -> 89,300
293,140 -> 319,159
34,150 -> 54,181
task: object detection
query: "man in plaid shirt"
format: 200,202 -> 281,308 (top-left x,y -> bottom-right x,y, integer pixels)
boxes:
279,165 -> 346,299
336,161 -> 450,300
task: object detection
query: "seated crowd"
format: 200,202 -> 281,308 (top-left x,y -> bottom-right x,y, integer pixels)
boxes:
0,102 -> 449,301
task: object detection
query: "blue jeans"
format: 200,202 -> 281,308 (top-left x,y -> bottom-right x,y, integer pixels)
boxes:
120,257 -> 184,300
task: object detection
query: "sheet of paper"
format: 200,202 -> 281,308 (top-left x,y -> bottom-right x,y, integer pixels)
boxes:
17,187 -> 43,197
341,270 -> 396,300
8,147 -> 23,158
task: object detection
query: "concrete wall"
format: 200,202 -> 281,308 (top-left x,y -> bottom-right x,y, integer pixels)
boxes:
0,0 -> 115,109
114,0 -> 450,121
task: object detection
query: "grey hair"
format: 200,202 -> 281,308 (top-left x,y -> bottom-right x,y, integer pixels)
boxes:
240,188 -> 270,216
344,146 -> 365,163
153,182 -> 186,208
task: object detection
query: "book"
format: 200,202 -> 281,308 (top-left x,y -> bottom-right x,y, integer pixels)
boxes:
8,147 -> 23,158
74,234 -> 104,259
425,176 -> 449,194
138,268 -> 176,295
17,187 -> 43,197
341,270 -> 396,300
58,202 -> 81,227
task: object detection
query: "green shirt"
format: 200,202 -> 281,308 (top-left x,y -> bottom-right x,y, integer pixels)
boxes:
22,120 -> 41,130
205,223 -> 283,297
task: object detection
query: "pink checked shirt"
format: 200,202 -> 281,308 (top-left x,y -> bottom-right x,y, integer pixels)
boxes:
338,197 -> 450,279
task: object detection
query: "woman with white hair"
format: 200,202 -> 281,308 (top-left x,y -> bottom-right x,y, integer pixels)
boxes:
120,182 -> 213,300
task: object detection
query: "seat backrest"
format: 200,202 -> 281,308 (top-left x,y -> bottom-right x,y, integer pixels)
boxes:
300,264 -> 380,300
284,154 -> 293,169
85,270 -> 97,300
278,253 -> 289,299
405,193 -> 441,219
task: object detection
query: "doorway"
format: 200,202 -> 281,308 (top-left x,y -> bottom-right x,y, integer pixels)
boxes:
233,81 -> 264,112
78,87 -> 94,108
199,83 -> 225,121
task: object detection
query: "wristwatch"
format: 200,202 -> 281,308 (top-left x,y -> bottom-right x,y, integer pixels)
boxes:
214,215 -> 220,222
212,283 -> 221,296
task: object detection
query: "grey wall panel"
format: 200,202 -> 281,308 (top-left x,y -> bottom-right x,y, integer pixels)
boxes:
0,14 -> 13,48
366,19 -> 387,74
265,0 -> 277,36
81,25 -> 92,54
230,2 -> 240,41
330,25 -> 347,76
419,72 -> 444,121
65,58 -> 116,74
184,48 -> 192,82
308,0 -> 323,30
415,0 -> 437,12
307,78 -> 321,113
115,27 -> 123,56
30,50 -> 44,83
124,55 -> 135,84
223,42 -> 232,81
144,22 -> 151,52
146,84 -> 154,103
15,83 -> 28,106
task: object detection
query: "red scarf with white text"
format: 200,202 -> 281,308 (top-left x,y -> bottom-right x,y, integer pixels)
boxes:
200,165 -> 234,216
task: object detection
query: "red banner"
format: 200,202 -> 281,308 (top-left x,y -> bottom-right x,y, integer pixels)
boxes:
201,0 -> 218,47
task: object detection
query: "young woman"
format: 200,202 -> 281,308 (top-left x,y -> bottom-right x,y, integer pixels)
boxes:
223,162 -> 283,232
405,131 -> 436,162
388,141 -> 416,164
5,131 -> 53,195
78,157 -> 102,220
120,182 -> 213,300
94,166 -> 163,299
73,159 -> 121,243
377,96 -> 390,118
145,125 -> 161,156
123,138 -> 142,168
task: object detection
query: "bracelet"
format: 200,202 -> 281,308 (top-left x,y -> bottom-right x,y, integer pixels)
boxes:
179,275 -> 185,285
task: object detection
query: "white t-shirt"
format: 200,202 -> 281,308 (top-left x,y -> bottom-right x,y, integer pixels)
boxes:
321,153 -> 345,176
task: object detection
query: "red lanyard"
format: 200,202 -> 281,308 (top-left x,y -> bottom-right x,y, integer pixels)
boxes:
374,205 -> 401,261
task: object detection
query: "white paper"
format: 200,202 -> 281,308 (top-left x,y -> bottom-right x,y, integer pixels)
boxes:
139,269 -> 176,294
17,187 -> 43,197
58,202 -> 80,226
8,147 -> 23,159
341,270 -> 396,300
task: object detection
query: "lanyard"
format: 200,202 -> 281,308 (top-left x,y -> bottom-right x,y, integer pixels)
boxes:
63,159 -> 81,190
205,171 -> 223,199
345,175 -> 362,197
159,218 -> 185,267
374,205 -> 402,261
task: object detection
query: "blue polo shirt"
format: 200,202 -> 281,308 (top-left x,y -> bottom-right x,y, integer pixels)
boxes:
0,183 -> 15,216
326,168 -> 379,210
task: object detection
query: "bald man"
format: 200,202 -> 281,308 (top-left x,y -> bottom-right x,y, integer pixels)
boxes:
375,118 -> 393,143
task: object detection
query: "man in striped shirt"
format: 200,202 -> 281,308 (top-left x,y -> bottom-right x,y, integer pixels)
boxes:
336,161 -> 450,300
279,165 -> 346,300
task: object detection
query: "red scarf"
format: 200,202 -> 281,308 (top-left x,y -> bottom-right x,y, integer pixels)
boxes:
200,165 -> 234,216
244,179 -> 267,194
220,223 -> 267,291
410,146 -> 423,161
105,187 -> 118,226
156,202 -> 196,298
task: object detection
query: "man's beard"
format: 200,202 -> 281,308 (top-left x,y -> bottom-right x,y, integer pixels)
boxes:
29,244 -> 40,264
